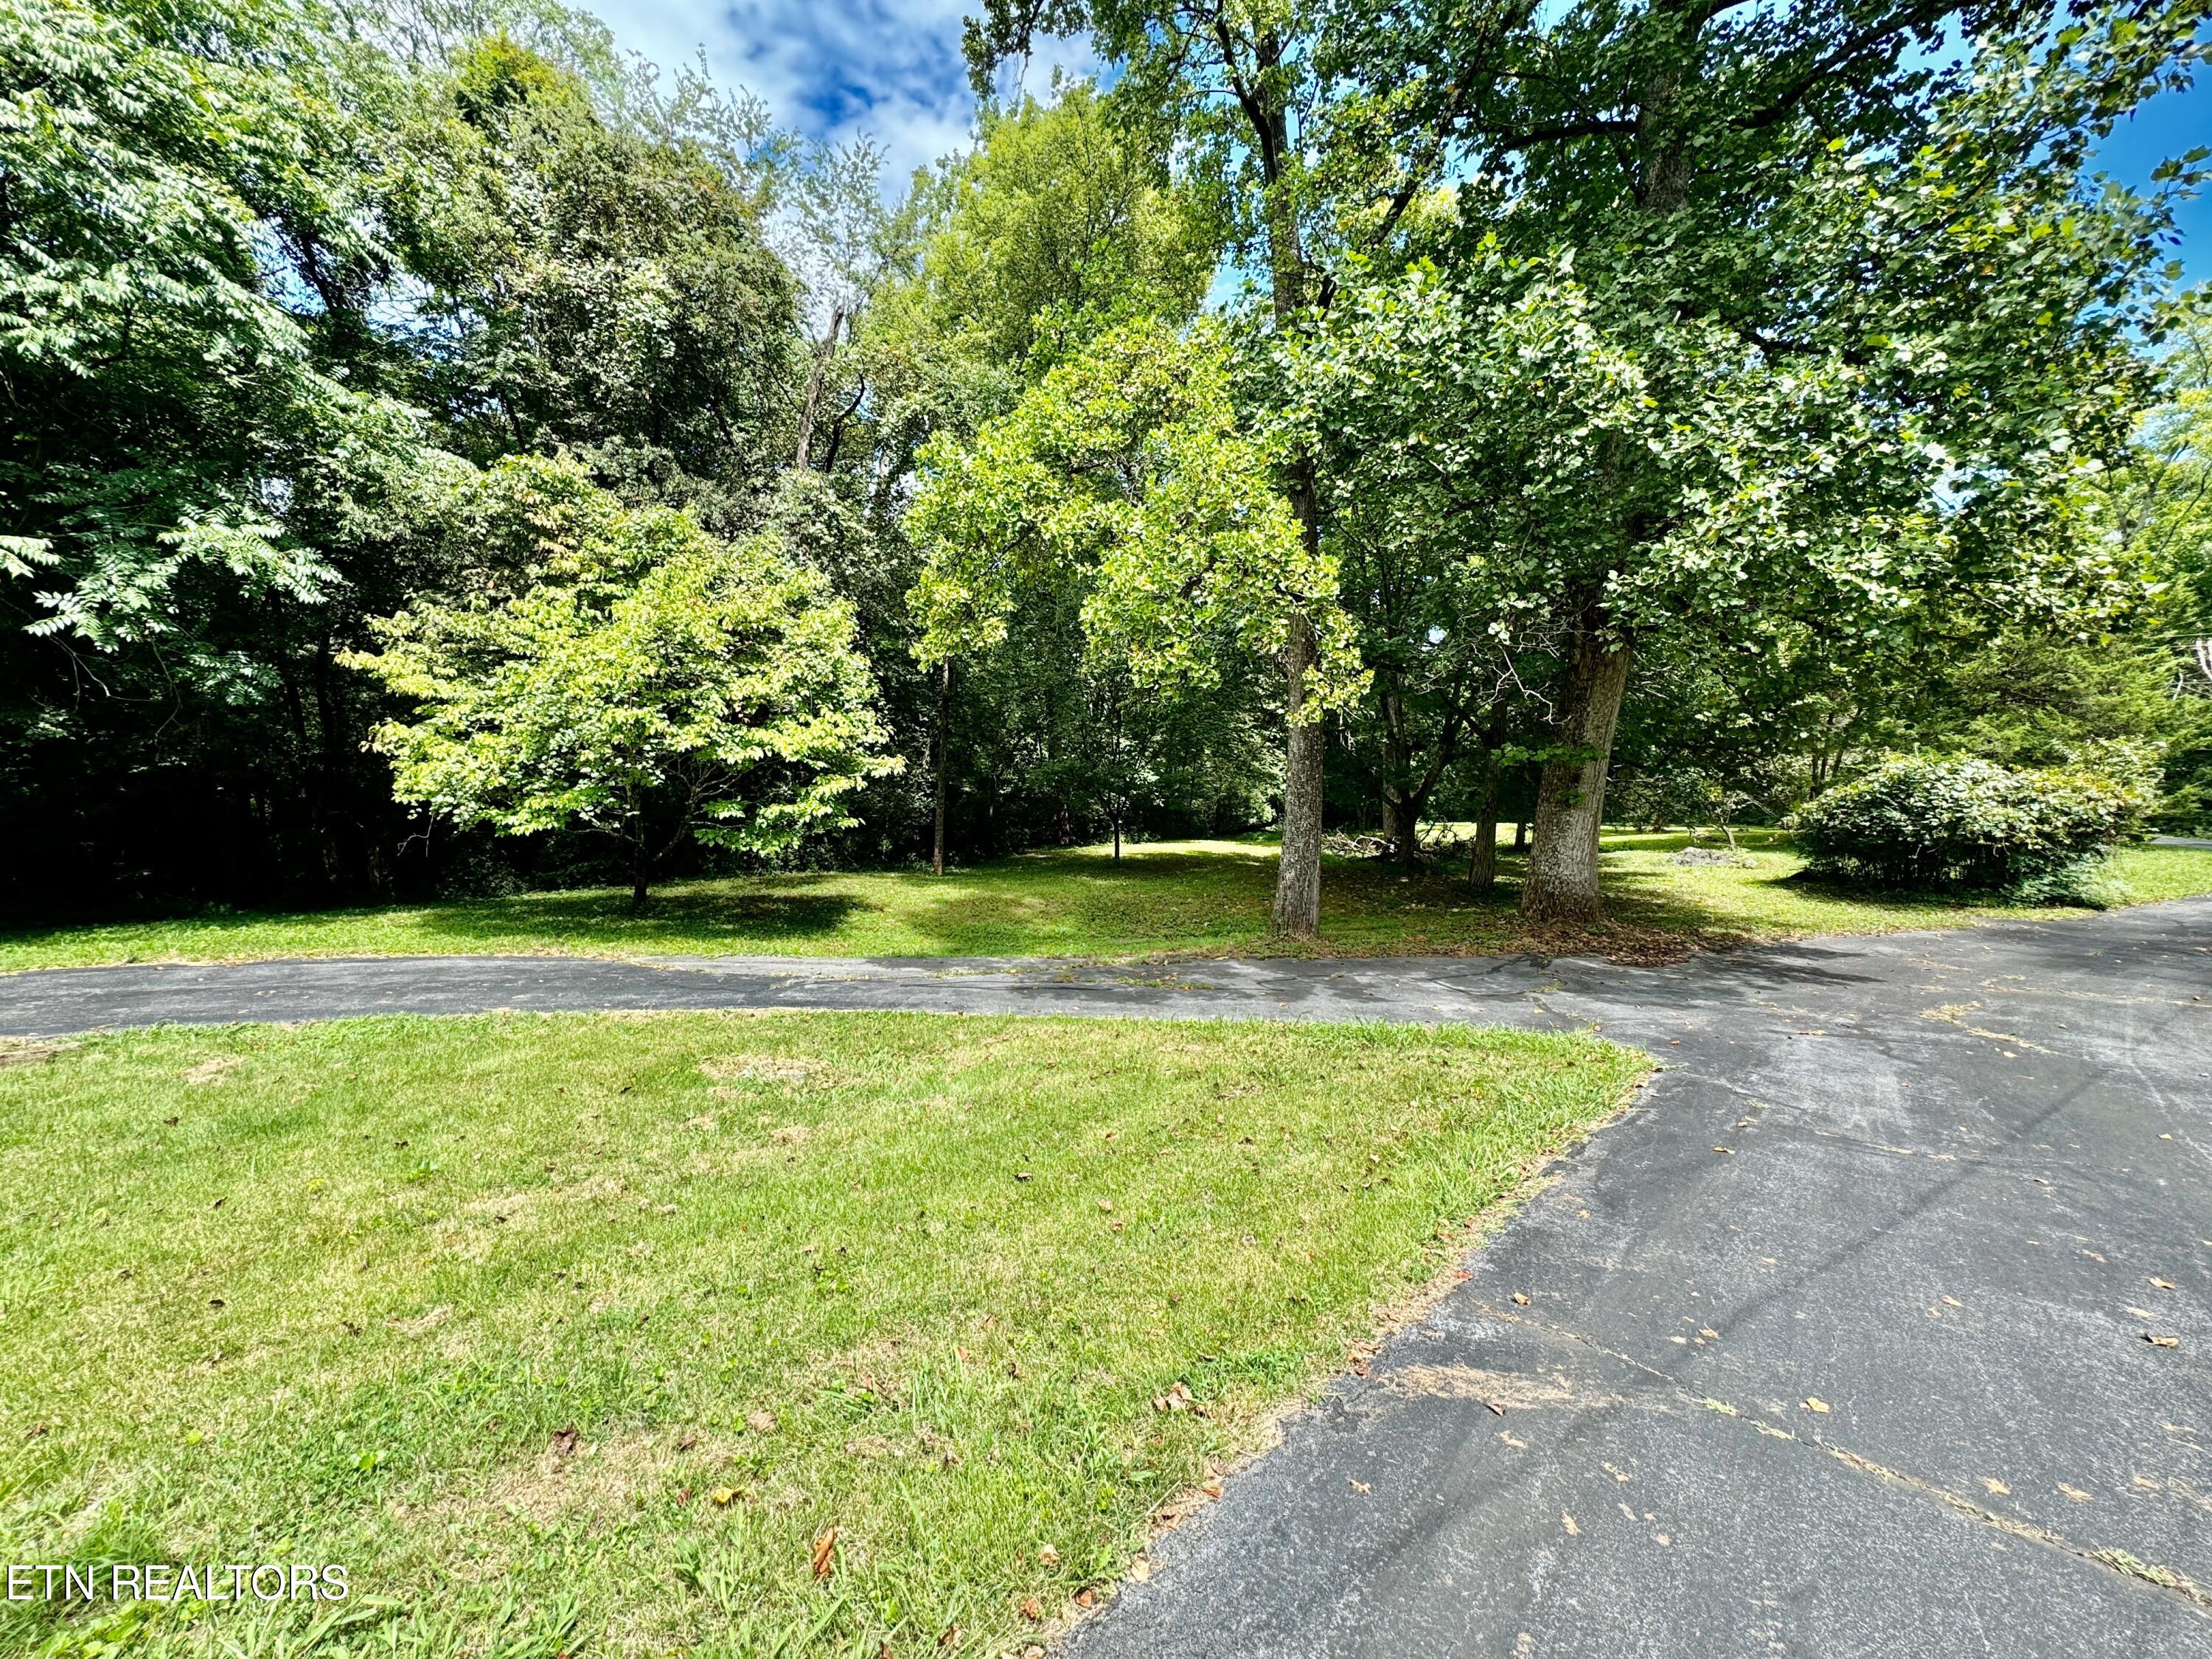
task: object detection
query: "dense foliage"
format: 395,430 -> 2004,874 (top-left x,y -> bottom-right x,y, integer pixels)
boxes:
1,0 -> 2207,929
343,459 -> 891,908
1790,756 -> 2141,896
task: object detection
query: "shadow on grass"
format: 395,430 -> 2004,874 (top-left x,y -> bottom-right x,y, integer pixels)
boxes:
411,884 -> 875,945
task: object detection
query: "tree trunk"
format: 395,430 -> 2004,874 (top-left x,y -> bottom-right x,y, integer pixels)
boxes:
932,660 -> 950,876
793,305 -> 845,471
1113,815 -> 1121,860
1514,818 -> 1528,852
630,840 -> 651,915
1271,613 -> 1326,937
1381,790 -> 1419,864
1468,759 -> 1500,893
1520,622 -> 1635,925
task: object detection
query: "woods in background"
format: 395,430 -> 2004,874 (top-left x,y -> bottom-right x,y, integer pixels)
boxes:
4,0 -> 2208,925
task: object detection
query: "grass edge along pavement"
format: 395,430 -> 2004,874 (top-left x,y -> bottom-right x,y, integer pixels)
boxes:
0,1009 -> 1649,1659
4,832 -> 2210,975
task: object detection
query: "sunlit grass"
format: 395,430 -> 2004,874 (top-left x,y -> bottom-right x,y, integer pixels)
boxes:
0,1011 -> 1644,1658
2,830 -> 2206,973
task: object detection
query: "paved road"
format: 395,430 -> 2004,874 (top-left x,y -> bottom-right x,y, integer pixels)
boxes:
4,906 -> 2210,1655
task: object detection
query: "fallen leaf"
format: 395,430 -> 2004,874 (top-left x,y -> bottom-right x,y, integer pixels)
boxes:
1074,1588 -> 1095,1608
1015,1172 -> 1032,1183
1714,1146 -> 1734,1155
747,1410 -> 776,1433
1500,1430 -> 1526,1448
1129,1559 -> 1151,1584
1152,1382 -> 1193,1413
1486,1400 -> 1506,1417
1510,1293 -> 1531,1307
2059,1484 -> 2093,1503
1037,1544 -> 1060,1568
1562,1514 -> 1581,1537
936,1627 -> 963,1650
1802,1398 -> 1832,1415
710,1486 -> 735,1506
1349,1479 -> 1371,1493
1200,1478 -> 1223,1500
2149,1278 -> 2177,1290
550,1424 -> 580,1460
1020,1598 -> 1043,1621
677,1433 -> 698,1452
1941,1296 -> 1963,1310
2143,1333 -> 2180,1348
1982,1478 -> 2010,1496
811,1526 -> 838,1579
1097,1198 -> 1113,1212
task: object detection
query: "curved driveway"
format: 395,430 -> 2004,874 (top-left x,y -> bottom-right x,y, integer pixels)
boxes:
5,903 -> 2210,1655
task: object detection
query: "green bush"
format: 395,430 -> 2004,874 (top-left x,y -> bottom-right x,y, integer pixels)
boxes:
1790,757 -> 2140,894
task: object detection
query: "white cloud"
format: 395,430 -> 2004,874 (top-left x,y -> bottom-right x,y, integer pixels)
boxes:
591,0 -> 1096,190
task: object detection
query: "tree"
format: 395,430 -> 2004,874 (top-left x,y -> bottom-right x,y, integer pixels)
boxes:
907,321 -> 1365,861
882,82 -> 1216,375
344,459 -> 894,911
1301,0 -> 2205,921
0,0 -> 417,644
828,88 -> 1230,872
394,34 -> 799,523
962,0 -> 1383,933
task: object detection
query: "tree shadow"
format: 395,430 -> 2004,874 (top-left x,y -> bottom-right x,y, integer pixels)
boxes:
407,882 -> 872,947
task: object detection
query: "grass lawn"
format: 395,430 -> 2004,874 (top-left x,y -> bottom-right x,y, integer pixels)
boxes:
2,830 -> 2208,975
0,1011 -> 1646,1658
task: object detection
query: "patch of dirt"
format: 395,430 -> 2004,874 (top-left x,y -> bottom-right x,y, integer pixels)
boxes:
182,1056 -> 242,1085
438,1427 -> 728,1529
0,1041 -> 77,1068
699,1057 -> 844,1088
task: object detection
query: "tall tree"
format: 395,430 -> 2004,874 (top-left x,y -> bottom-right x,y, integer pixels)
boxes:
908,321 -> 1365,838
964,0 -> 1377,933
1313,0 -> 2205,921
396,34 -> 799,522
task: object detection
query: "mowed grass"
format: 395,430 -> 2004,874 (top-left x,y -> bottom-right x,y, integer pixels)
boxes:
3,831 -> 2208,973
0,1012 -> 1647,1658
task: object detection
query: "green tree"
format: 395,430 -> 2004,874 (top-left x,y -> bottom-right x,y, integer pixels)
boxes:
345,459 -> 894,911
0,0 -> 417,643
396,34 -> 799,523
908,321 -> 1364,839
962,0 -> 1408,933
883,82 -> 1216,376
1307,1 -> 2202,921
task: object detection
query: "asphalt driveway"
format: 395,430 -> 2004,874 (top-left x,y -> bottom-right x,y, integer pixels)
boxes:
3,903 -> 2208,1655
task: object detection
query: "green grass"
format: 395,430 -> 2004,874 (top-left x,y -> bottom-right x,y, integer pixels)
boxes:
0,1012 -> 1646,1658
3,830 -> 2208,974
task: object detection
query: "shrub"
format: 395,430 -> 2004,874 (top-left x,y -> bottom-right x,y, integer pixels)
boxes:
1789,757 -> 2140,894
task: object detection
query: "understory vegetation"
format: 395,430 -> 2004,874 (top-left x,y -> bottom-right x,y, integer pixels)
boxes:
0,1012 -> 1646,1657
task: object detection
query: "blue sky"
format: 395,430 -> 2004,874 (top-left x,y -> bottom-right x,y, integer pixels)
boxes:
598,1 -> 2207,284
